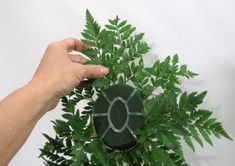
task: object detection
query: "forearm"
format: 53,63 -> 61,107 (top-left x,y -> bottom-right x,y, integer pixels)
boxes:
0,81 -> 56,166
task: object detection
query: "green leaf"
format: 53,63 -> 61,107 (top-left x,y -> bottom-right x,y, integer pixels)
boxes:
171,124 -> 191,136
184,136 -> 195,151
108,18 -> 118,25
80,48 -> 97,59
85,9 -> 100,36
62,113 -> 73,120
152,147 -> 176,166
120,24 -> 131,33
198,127 -> 213,146
122,27 -> 136,40
81,32 -> 94,40
189,126 -> 203,147
62,100 -> 75,114
172,54 -> 179,66
91,77 -> 109,89
118,20 -> 127,28
105,24 -> 116,30
134,33 -> 145,42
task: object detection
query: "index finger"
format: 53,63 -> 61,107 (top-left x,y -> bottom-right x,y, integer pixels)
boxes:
59,38 -> 89,52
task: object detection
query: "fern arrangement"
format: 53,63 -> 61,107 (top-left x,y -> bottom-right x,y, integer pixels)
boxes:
39,10 -> 232,166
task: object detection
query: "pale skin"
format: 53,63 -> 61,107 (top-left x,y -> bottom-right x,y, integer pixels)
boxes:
0,38 -> 109,166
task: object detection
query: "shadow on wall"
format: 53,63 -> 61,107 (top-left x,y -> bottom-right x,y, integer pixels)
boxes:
223,66 -> 235,136
183,144 -> 217,166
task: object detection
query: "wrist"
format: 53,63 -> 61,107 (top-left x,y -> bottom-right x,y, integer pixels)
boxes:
26,78 -> 59,113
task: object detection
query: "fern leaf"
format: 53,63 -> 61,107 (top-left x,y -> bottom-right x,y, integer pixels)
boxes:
40,10 -> 232,166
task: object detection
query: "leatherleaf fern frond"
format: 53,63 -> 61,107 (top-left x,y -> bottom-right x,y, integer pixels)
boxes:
39,9 -> 232,166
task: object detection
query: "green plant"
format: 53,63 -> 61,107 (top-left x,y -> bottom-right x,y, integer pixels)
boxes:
39,10 -> 232,166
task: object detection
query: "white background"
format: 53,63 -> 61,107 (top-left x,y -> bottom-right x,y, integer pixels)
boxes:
0,0 -> 235,165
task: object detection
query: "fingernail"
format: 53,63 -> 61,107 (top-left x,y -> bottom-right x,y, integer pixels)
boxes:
100,67 -> 109,75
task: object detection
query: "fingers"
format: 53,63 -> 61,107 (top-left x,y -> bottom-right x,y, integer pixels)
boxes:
59,38 -> 89,52
68,54 -> 87,64
78,64 -> 109,79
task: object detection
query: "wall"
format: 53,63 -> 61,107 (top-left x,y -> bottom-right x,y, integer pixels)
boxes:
0,0 -> 234,165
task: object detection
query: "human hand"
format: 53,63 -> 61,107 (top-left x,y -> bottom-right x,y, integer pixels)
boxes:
29,38 -> 109,112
